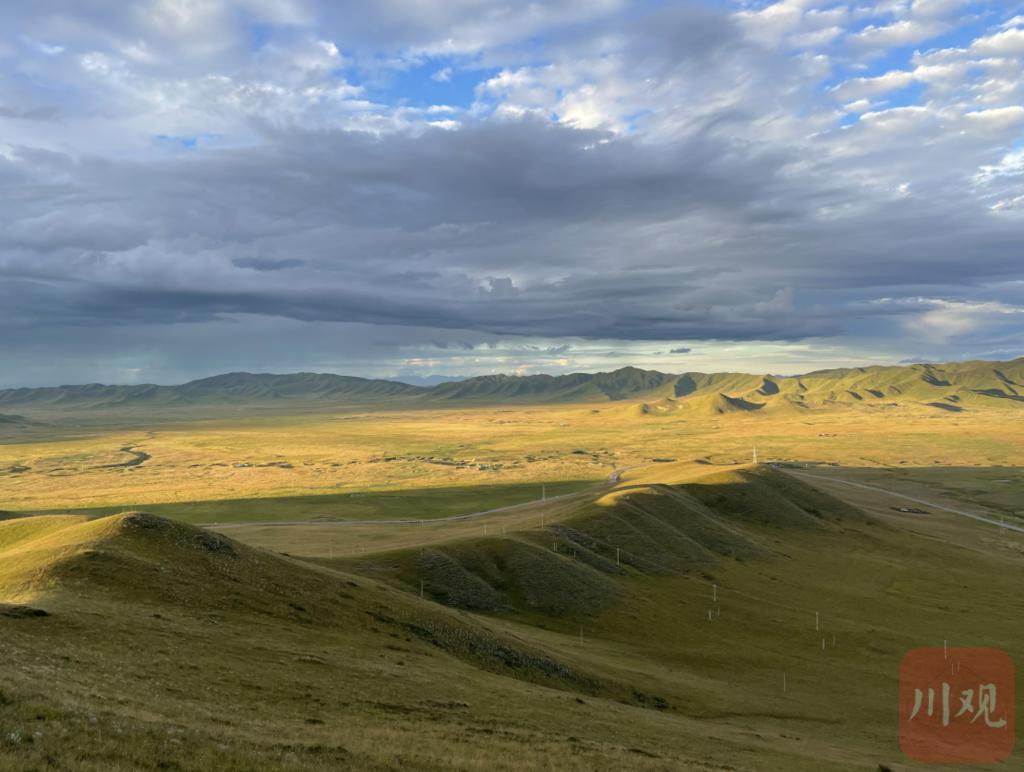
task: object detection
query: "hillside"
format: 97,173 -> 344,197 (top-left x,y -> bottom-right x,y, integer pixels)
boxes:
344,465 -> 865,616
425,366 -> 679,403
0,372 -> 424,411
3,461 -> 1024,770
0,511 -> 631,702
0,413 -> 34,425
2,357 -> 1023,414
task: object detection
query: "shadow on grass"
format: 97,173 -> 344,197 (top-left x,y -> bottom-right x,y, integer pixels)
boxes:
25,479 -> 600,524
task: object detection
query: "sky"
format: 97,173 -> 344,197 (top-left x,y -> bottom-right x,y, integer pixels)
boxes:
2,0 -> 1024,387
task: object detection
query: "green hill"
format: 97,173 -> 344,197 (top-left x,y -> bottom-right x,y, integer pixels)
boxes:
0,413 -> 34,425
345,465 -> 863,616
0,511 -> 611,696
0,372 -> 424,411
2,357 -> 1023,413
3,462 -> 1024,770
425,366 -> 678,403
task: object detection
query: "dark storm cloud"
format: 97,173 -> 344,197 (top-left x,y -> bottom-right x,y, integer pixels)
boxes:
232,257 -> 304,271
2,105 -> 1021,343
1,1 -> 1023,385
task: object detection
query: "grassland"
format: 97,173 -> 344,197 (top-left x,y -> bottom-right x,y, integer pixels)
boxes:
2,373 -> 1024,770
2,459 -> 1022,770
3,399 -> 1023,525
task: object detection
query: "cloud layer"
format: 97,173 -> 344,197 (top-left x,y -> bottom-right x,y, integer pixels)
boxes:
1,1 -> 1023,384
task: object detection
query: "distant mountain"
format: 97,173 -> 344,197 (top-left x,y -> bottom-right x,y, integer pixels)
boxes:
0,372 -> 424,410
631,358 -> 1024,416
0,413 -> 35,425
426,366 -> 678,402
1,358 -> 1022,413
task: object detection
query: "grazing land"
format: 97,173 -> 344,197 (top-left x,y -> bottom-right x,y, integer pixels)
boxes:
2,360 -> 1023,770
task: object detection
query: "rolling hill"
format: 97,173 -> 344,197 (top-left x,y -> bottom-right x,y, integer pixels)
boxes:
0,372 -> 424,411
0,413 -> 34,425
1,357 -> 1023,414
344,465 -> 862,616
0,466 -> 880,770
4,460 -> 1022,770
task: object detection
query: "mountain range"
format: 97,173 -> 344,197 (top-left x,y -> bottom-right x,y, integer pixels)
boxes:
1,358 -> 1022,413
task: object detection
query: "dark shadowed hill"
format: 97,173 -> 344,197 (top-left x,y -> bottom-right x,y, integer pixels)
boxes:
0,413 -> 35,425
0,372 -> 424,410
425,366 -> 678,403
2,357 -> 1023,413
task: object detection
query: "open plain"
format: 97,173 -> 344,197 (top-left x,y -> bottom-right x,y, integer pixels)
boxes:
2,362 -> 1023,770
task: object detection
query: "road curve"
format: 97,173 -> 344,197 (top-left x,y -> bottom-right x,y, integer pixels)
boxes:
783,469 -> 1024,535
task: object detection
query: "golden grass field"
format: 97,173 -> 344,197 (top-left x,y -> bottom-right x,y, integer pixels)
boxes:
3,399 -> 1022,523
2,393 -> 1024,770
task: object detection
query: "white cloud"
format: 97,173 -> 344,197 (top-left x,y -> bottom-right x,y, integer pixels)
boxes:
829,69 -> 914,100
972,27 -> 1024,56
735,0 -> 849,48
851,19 -> 949,48
963,105 -> 1024,130
902,299 -> 1024,342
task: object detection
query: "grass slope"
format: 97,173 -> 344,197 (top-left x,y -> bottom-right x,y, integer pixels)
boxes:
0,372 -> 424,411
0,414 -> 34,425
342,466 -> 861,617
0,512 -> 621,697
2,463 -> 1023,770
6,357 -> 1024,416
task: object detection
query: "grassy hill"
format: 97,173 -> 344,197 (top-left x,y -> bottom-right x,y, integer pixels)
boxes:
0,372 -> 424,411
343,466 -> 860,615
0,414 -> 27,423
4,357 -> 1023,415
425,366 -> 679,403
3,462 -> 1022,770
0,413 -> 37,426
0,510 -> 660,769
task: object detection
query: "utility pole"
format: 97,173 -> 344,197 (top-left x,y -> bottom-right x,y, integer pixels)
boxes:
753,445 -> 758,464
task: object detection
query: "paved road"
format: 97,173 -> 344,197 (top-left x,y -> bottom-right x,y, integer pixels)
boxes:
206,471 -> 624,529
784,469 -> 1024,535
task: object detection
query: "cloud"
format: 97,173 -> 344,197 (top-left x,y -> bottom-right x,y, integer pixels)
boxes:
668,347 -> 692,354
232,257 -> 304,271
829,70 -> 915,101
0,1 -> 1023,384
972,27 -> 1024,56
869,297 -> 1024,344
